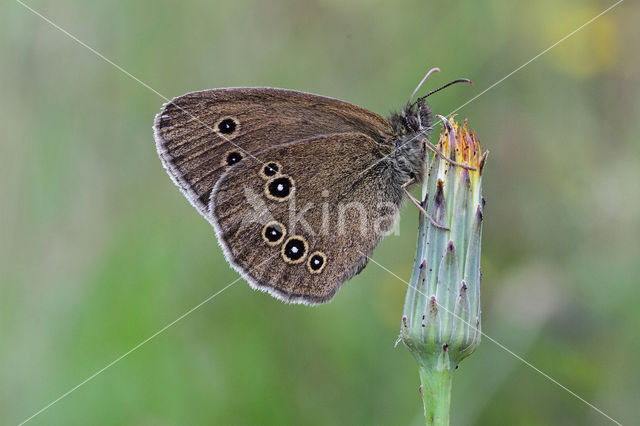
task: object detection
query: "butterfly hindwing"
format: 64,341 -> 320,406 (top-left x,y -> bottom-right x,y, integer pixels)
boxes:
153,87 -> 395,217
210,133 -> 400,304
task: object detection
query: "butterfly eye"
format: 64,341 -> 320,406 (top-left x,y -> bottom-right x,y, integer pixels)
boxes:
281,236 -> 308,264
307,251 -> 327,274
259,161 -> 282,179
261,221 -> 286,246
217,117 -> 238,135
224,150 -> 243,166
405,115 -> 420,132
265,175 -> 294,201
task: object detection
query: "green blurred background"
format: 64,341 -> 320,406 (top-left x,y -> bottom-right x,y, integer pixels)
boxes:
2,0 -> 639,424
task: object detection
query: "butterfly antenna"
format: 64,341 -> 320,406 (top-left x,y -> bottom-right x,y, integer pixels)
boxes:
420,78 -> 473,100
409,67 -> 440,104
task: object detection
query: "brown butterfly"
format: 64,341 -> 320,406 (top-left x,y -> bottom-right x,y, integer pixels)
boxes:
153,69 -> 470,304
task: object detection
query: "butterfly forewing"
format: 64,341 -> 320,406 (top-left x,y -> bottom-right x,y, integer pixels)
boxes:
153,88 -> 395,218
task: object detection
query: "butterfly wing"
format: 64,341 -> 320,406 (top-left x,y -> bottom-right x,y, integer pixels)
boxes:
153,88 -> 395,217
210,132 -> 400,304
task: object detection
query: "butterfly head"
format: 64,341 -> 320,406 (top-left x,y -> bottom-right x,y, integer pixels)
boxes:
388,99 -> 433,142
390,77 -> 472,139
403,98 -> 433,135
386,77 -> 471,188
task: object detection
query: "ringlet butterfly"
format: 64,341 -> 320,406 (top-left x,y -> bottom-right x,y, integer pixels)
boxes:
153,68 -> 471,304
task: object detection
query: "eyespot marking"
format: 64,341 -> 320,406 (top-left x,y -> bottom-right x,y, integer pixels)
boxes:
281,235 -> 308,264
259,161 -> 282,179
261,221 -> 286,246
214,116 -> 240,139
265,175 -> 294,201
222,149 -> 243,166
307,251 -> 327,274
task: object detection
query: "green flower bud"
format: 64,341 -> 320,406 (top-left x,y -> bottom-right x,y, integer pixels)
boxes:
400,116 -> 487,425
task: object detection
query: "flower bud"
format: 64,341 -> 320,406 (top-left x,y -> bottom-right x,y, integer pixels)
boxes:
400,116 -> 486,424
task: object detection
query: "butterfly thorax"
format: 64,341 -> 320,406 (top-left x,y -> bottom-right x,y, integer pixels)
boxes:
385,100 -> 434,195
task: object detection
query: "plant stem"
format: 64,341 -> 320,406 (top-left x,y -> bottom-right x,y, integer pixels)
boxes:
418,360 -> 452,426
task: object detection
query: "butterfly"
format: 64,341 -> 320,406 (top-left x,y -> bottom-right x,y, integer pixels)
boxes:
153,68 -> 470,304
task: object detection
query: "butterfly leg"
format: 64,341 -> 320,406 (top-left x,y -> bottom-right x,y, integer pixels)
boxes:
401,178 -> 450,231
424,141 -> 476,171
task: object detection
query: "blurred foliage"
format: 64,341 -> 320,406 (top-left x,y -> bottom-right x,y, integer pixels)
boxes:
1,0 -> 639,425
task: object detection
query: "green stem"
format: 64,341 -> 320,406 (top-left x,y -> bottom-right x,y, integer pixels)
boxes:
418,361 -> 452,426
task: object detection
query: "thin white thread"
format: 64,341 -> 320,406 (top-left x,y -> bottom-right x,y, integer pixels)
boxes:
447,0 -> 624,116
12,0 -> 265,167
362,254 -> 623,426
17,280 -> 239,426
16,238 -> 281,425
360,0 -> 624,174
